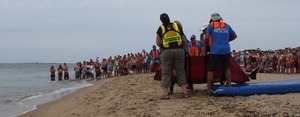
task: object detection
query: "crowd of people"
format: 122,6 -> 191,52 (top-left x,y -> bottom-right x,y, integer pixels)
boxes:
232,47 -> 300,74
49,46 -> 299,81
49,48 -> 162,81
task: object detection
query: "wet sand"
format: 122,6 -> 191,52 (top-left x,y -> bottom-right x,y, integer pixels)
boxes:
20,73 -> 300,117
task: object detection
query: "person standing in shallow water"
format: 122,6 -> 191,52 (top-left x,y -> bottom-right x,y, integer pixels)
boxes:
74,62 -> 81,79
156,13 -> 188,99
63,63 -> 69,80
50,66 -> 56,81
57,65 -> 63,81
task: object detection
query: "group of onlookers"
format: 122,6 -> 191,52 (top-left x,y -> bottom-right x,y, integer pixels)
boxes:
232,47 -> 300,74
50,45 -> 163,81
49,46 -> 300,83
50,63 -> 69,81
69,48 -> 161,80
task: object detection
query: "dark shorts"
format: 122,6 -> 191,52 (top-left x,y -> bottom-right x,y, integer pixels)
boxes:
75,72 -> 80,79
50,74 -> 55,81
250,57 -> 257,63
58,73 -> 63,80
208,54 -> 230,71
102,66 -> 107,72
132,65 -> 136,70
64,72 -> 69,80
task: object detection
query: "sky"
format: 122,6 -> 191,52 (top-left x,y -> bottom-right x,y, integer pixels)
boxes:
0,0 -> 299,63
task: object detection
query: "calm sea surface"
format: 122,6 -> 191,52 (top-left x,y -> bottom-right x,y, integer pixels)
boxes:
0,63 -> 93,117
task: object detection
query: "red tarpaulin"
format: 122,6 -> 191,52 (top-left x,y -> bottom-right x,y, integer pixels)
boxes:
154,56 -> 249,84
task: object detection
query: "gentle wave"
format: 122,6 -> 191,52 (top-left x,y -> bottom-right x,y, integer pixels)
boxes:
12,82 -> 94,117
21,82 -> 93,102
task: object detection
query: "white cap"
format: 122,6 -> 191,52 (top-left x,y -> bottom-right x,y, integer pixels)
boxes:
200,23 -> 209,31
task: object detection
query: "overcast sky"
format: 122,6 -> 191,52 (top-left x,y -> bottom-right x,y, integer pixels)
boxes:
0,0 -> 299,63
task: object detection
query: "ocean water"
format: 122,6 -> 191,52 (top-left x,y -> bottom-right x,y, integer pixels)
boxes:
0,63 -> 93,117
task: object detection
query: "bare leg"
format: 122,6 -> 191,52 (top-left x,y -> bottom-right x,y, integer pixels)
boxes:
163,87 -> 169,96
181,84 -> 188,96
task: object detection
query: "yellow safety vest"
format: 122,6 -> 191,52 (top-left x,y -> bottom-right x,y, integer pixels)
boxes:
160,23 -> 182,48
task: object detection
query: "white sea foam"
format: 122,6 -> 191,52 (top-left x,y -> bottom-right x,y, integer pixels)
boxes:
13,82 -> 94,117
51,82 -> 93,95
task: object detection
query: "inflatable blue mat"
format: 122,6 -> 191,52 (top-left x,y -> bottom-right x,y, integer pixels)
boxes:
212,78 -> 300,96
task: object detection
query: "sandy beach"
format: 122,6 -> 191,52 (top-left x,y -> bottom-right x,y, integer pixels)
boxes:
19,73 -> 300,117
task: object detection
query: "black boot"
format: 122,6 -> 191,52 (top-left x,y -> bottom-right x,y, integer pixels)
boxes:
188,83 -> 195,94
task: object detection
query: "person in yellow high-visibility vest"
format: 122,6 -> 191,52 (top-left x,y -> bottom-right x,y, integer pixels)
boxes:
156,13 -> 188,99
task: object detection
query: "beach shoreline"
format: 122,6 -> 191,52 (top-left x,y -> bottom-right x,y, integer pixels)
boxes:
13,79 -> 95,117
19,73 -> 300,117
